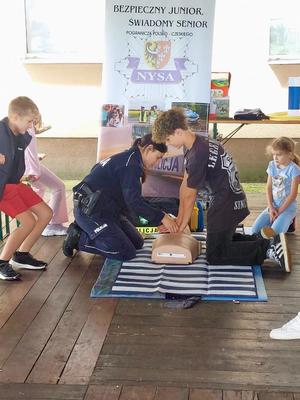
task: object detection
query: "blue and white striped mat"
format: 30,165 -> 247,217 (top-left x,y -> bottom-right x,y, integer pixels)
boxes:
91,234 -> 267,301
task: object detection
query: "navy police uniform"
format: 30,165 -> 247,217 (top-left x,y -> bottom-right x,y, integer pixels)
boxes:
73,145 -> 165,261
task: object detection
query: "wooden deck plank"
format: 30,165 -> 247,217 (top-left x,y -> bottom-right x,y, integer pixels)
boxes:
97,354 -> 300,376
257,393 -> 294,400
0,283 -> 8,296
115,298 -> 300,315
0,252 -> 94,383
105,324 -> 281,341
84,384 -> 121,400
243,393 -> 258,400
154,386 -> 189,400
91,366 -> 300,391
104,333 -> 300,353
108,314 -> 298,331
99,344 -> 300,365
26,256 -> 104,384
1,191 -> 300,395
1,383 -> 299,400
223,391 -> 243,400
189,388 -> 222,400
0,241 -> 72,367
0,383 -> 87,399
119,385 -> 156,400
113,303 -> 300,323
0,236 -> 55,329
59,297 -> 118,385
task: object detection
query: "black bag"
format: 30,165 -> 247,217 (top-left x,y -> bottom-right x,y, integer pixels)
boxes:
234,108 -> 269,120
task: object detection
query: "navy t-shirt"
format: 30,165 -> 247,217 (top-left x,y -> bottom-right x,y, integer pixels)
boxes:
8,134 -> 24,183
185,135 -> 249,233
0,117 -> 31,198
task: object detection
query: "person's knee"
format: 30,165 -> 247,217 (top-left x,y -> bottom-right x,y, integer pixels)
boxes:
108,240 -> 137,261
16,212 -> 36,233
272,218 -> 293,234
35,204 -> 53,226
26,215 -> 37,232
32,201 -> 53,224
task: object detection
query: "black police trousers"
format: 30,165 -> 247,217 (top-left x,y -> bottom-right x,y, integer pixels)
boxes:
74,207 -> 144,261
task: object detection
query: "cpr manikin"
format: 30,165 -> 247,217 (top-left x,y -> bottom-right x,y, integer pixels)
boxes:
151,230 -> 201,264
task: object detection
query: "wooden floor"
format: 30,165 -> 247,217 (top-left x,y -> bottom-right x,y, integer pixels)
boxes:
1,193 -> 300,399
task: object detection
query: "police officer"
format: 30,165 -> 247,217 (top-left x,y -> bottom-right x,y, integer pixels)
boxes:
63,134 -> 178,261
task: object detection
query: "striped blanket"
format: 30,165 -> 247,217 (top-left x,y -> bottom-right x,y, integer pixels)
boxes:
91,234 -> 267,301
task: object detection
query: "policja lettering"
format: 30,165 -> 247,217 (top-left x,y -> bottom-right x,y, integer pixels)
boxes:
156,156 -> 179,172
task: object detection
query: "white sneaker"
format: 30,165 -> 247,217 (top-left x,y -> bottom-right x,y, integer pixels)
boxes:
42,224 -> 68,237
270,313 -> 300,340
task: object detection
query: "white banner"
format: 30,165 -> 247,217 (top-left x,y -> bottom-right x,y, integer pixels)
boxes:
99,0 -> 216,197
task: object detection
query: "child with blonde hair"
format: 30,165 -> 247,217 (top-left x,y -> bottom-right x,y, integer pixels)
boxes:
0,96 -> 52,280
267,138 -> 300,339
252,137 -> 300,239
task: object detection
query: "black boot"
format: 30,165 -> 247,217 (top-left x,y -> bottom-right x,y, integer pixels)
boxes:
63,222 -> 81,257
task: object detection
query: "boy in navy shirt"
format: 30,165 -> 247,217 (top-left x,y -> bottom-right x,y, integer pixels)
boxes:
0,97 -> 52,280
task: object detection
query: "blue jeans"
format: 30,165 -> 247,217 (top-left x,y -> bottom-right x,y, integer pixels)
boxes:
252,204 -> 297,235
